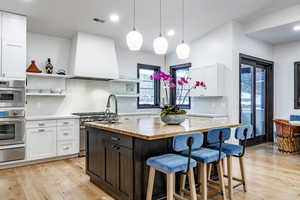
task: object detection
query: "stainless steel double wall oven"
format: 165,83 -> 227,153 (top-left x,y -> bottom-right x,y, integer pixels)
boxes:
0,80 -> 26,162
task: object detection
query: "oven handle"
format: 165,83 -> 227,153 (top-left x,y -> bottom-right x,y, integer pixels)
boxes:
0,88 -> 24,92
0,118 -> 25,123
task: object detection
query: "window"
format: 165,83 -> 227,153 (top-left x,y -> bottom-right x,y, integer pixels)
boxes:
170,63 -> 191,109
137,64 -> 160,108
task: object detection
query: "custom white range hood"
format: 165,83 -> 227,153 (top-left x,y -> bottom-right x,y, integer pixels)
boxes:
70,32 -> 119,80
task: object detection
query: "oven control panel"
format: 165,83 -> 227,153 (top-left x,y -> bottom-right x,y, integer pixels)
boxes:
0,109 -> 25,118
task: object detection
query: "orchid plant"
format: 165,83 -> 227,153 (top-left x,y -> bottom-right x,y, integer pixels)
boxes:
150,71 -> 206,116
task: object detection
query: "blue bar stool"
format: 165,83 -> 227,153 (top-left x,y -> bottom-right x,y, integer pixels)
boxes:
207,125 -> 253,200
146,133 -> 201,200
180,130 -> 227,200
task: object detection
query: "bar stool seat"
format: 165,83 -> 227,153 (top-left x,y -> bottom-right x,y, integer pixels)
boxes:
147,154 -> 197,173
146,133 -> 201,200
208,143 -> 243,156
182,147 -> 226,163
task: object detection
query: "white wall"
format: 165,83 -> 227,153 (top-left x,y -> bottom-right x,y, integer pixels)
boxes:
231,22 -> 273,122
273,41 -> 300,119
27,33 -> 71,73
26,32 -> 164,116
166,23 -> 234,117
166,21 -> 274,122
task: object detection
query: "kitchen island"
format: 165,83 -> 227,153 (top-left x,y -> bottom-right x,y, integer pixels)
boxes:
85,116 -> 240,200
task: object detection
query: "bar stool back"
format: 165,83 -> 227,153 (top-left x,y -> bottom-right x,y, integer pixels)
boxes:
208,125 -> 253,200
146,133 -> 202,200
180,128 -> 228,200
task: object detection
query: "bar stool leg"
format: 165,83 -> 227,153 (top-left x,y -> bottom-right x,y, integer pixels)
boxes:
146,167 -> 156,200
207,163 -> 212,181
187,169 -> 197,200
179,171 -> 187,195
222,158 -> 226,174
239,156 -> 247,192
217,160 -> 226,200
167,173 -> 175,200
200,163 -> 207,200
227,156 -> 233,200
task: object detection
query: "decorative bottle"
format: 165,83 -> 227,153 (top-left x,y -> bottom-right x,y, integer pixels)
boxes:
45,58 -> 54,74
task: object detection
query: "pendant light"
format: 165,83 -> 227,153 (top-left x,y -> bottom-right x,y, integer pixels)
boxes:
176,0 -> 190,59
153,0 -> 168,55
127,0 -> 143,51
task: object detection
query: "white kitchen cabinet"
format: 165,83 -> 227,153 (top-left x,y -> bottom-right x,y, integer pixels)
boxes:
0,12 -> 26,79
26,127 -> 57,160
26,118 -> 79,161
190,63 -> 225,97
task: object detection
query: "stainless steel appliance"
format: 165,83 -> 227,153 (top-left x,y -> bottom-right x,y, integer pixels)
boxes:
73,94 -> 119,156
0,80 -> 25,108
72,112 -> 109,156
0,108 -> 25,162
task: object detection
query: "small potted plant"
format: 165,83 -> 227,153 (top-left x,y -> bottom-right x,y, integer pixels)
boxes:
150,72 -> 206,125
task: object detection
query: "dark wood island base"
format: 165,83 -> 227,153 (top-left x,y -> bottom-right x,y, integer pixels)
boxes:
85,117 -> 240,200
86,127 -> 172,200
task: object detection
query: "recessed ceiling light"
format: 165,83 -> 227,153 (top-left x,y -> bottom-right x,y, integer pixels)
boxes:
167,29 -> 175,37
293,25 -> 300,31
109,14 -> 120,23
93,18 -> 105,23
23,0 -> 33,2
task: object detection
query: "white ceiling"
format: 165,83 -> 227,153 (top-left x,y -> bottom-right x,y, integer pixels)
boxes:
247,21 -> 300,45
1,0 -> 299,52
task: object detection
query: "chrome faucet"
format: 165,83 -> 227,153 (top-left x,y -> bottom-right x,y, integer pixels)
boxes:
104,94 -> 119,122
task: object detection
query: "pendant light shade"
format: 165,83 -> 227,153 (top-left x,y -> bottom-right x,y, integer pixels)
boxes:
127,0 -> 143,51
127,30 -> 143,51
176,42 -> 190,59
153,0 -> 168,55
176,0 -> 190,59
153,36 -> 168,55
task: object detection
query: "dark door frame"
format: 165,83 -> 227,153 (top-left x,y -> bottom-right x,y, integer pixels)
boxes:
239,53 -> 274,145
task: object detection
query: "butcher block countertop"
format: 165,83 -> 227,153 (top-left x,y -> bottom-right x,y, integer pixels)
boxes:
85,116 -> 240,140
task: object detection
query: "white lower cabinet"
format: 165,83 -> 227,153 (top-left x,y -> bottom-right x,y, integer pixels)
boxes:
26,127 -> 57,160
26,118 -> 79,161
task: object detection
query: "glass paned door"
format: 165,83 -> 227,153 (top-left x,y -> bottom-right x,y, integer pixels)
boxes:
255,67 -> 266,137
240,62 -> 267,142
241,64 -> 254,138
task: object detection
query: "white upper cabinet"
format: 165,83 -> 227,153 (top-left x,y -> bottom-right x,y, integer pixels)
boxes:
70,32 -> 119,80
190,63 -> 225,97
0,12 -> 26,79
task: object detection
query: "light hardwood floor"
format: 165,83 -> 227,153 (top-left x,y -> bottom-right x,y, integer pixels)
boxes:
0,143 -> 299,200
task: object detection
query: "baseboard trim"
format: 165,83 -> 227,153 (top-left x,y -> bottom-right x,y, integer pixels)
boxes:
0,154 -> 79,170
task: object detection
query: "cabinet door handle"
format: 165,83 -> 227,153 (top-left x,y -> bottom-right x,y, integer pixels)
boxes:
38,123 -> 45,126
111,145 -> 120,150
111,137 -> 120,141
63,146 -> 70,150
38,129 -> 45,132
63,122 -> 69,125
63,132 -> 69,136
6,43 -> 23,47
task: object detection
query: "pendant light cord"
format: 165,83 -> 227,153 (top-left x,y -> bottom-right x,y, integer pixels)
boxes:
160,0 -> 162,36
182,0 -> 185,43
133,0 -> 136,30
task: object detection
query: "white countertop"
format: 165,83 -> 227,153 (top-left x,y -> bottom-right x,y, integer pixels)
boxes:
26,115 -> 80,121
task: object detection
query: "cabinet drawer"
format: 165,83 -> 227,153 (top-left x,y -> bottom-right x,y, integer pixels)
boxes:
57,126 -> 74,141
57,119 -> 74,127
104,131 -> 132,149
57,141 -> 74,156
26,120 -> 56,128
